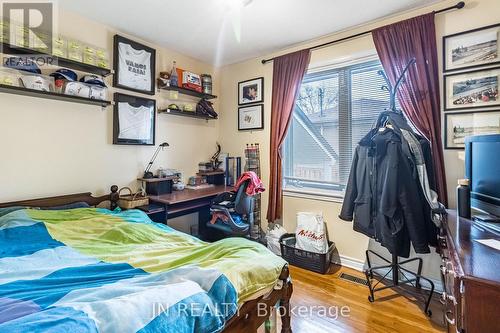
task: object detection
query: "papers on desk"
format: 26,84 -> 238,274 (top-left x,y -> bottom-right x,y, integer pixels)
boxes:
473,220 -> 500,235
475,239 -> 500,251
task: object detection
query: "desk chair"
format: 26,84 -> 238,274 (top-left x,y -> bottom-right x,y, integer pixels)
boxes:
207,179 -> 254,237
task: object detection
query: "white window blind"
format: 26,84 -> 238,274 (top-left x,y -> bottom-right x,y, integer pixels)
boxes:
283,59 -> 397,196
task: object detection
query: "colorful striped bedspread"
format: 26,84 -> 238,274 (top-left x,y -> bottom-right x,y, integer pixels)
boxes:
0,207 -> 286,333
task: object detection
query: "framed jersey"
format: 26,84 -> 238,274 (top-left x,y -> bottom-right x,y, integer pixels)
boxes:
113,35 -> 156,95
113,93 -> 156,145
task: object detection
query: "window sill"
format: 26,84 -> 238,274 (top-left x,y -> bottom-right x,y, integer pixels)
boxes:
283,189 -> 344,203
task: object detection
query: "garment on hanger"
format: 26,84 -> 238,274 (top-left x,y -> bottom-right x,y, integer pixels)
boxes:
400,128 -> 444,227
339,111 -> 439,258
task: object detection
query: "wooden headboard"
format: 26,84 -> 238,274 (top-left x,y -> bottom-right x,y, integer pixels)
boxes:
0,185 -> 119,210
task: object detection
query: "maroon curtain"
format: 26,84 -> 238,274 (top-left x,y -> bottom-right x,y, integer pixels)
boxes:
372,13 -> 448,206
267,49 -> 311,222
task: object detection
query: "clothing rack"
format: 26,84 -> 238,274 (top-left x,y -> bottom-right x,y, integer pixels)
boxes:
377,57 -> 416,113
244,143 -> 262,240
364,57 -> 435,317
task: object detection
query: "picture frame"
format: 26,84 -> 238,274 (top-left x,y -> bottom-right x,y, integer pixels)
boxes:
113,93 -> 156,145
444,110 -> 500,149
443,23 -> 500,73
443,67 -> 500,111
238,77 -> 264,105
238,104 -> 264,131
113,35 -> 156,95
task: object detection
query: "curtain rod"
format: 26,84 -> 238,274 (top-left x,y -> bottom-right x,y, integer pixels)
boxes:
261,1 -> 465,64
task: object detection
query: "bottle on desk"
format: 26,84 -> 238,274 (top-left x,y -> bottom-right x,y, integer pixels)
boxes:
457,178 -> 471,219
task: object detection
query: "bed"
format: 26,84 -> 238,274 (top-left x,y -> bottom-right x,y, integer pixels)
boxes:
0,186 -> 292,333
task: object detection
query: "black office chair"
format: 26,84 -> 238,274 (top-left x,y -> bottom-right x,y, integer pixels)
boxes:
207,179 -> 254,237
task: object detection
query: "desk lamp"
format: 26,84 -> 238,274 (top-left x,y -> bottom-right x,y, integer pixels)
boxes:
143,142 -> 169,179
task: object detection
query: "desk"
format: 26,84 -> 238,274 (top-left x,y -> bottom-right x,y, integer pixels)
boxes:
149,185 -> 234,240
440,209 -> 500,333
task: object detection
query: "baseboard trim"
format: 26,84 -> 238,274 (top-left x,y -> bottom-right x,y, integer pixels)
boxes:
332,255 -> 443,293
332,255 -> 365,271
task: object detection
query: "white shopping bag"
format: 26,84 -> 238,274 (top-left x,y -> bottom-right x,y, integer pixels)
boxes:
295,212 -> 328,253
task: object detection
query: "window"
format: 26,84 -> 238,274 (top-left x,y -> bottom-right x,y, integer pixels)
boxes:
283,59 -> 396,197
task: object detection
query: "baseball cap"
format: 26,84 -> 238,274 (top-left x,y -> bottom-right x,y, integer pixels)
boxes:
80,75 -> 107,87
4,57 -> 41,74
20,75 -> 52,92
50,68 -> 78,81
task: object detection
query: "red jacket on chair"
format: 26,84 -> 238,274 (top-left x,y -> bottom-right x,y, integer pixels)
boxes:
235,171 -> 265,196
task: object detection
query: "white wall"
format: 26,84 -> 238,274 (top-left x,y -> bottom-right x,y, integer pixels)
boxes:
0,8 -> 223,232
0,9 -> 220,209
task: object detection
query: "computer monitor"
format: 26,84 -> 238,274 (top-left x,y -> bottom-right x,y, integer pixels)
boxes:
465,134 -> 500,217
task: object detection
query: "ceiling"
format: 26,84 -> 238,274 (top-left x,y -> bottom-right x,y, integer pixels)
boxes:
59,0 -> 443,67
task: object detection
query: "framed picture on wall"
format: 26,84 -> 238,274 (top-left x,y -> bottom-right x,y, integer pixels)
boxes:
238,77 -> 264,105
113,35 -> 156,95
113,93 -> 156,145
443,67 -> 500,111
443,23 -> 500,72
238,104 -> 264,131
444,110 -> 500,149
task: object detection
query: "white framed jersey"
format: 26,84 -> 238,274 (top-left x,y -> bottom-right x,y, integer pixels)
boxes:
118,42 -> 151,91
113,92 -> 156,146
117,102 -> 153,141
113,35 -> 156,95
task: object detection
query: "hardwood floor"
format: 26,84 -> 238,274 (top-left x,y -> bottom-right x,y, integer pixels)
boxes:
274,265 -> 446,333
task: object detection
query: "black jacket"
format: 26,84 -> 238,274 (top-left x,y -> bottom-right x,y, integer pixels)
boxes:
339,115 -> 437,257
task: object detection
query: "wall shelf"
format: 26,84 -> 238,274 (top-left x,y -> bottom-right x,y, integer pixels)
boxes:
197,170 -> 224,176
158,85 -> 217,100
1,42 -> 112,77
158,108 -> 217,120
0,84 -> 112,107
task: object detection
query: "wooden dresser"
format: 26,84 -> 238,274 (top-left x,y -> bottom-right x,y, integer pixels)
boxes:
439,210 -> 500,333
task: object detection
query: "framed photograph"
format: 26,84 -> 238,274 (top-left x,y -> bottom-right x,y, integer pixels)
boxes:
444,67 -> 500,111
113,35 -> 156,95
445,110 -> 500,149
238,77 -> 264,105
443,23 -> 500,72
238,104 -> 264,131
113,93 -> 156,145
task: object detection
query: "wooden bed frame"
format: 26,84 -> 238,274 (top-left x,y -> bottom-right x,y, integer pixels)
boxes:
0,186 -> 293,333
0,185 -> 121,210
